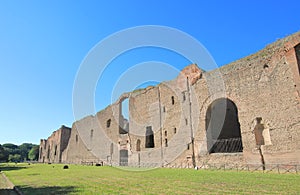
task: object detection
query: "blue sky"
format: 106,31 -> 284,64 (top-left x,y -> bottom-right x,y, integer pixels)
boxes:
0,1 -> 299,145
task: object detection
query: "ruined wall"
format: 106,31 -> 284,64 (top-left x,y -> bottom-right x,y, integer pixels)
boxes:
40,31 -> 300,167
127,77 -> 199,167
61,99 -> 126,165
193,31 -> 300,165
39,125 -> 71,163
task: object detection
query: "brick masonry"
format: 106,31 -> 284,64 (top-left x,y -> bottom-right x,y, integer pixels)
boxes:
39,32 -> 300,167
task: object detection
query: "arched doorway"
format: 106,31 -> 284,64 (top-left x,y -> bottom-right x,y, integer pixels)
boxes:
205,98 -> 243,153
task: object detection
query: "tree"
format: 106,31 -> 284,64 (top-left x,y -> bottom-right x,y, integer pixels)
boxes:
0,144 -> 9,162
2,143 -> 19,155
28,145 -> 39,161
19,143 -> 34,161
8,154 -> 21,162
1,143 -> 39,162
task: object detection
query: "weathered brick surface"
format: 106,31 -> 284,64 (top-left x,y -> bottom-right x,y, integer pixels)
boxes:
40,32 -> 300,167
39,125 -> 71,163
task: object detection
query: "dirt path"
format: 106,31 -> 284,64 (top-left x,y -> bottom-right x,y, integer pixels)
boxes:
0,172 -> 19,195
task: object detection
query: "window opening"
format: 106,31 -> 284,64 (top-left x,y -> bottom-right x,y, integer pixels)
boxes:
136,139 -> 141,151
295,44 -> 300,75
171,96 -> 175,105
145,126 -> 154,148
119,98 -> 129,134
107,119 -> 111,128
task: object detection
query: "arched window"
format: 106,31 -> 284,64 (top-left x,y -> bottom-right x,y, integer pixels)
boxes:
107,119 -> 111,128
136,139 -> 141,151
206,98 -> 243,153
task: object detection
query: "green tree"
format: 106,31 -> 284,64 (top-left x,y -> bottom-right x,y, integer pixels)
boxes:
19,143 -> 34,161
8,154 -> 21,162
0,144 -> 9,162
3,143 -> 19,155
28,145 -> 39,161
2,143 -> 39,162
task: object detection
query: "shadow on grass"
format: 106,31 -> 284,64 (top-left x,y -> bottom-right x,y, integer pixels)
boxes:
0,166 -> 27,172
18,185 -> 77,195
0,189 -> 19,195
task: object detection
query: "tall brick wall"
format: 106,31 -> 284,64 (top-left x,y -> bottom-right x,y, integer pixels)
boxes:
40,31 -> 300,167
39,125 -> 71,163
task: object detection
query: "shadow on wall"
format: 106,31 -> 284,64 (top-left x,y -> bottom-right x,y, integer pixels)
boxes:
18,186 -> 77,195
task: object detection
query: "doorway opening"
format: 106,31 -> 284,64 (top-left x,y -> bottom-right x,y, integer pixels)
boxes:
206,98 -> 243,153
145,126 -> 154,148
119,149 -> 128,166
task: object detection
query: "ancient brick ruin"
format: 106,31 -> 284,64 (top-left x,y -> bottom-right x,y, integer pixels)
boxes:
39,32 -> 300,168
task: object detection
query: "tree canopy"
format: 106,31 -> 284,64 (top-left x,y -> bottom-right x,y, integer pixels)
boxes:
0,144 -> 9,162
0,143 -> 39,162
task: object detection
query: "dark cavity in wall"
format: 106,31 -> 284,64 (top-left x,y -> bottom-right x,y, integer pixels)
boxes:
54,145 -> 57,156
295,43 -> 300,75
254,117 -> 265,146
136,139 -> 141,151
39,147 -> 43,160
171,96 -> 175,105
106,119 -> 111,128
119,98 -> 129,134
47,146 -> 50,159
119,149 -> 128,166
145,126 -> 154,148
205,98 -> 243,153
90,129 -> 94,140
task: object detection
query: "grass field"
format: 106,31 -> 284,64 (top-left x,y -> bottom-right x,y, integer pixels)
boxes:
1,163 -> 299,194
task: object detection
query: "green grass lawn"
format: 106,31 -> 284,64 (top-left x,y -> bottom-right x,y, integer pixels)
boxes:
1,163 -> 299,194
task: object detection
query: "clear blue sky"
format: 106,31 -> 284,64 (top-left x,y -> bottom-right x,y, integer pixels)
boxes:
0,1 -> 299,145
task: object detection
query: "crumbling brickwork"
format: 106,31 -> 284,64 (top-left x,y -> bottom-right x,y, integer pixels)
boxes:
40,32 -> 300,167
39,125 -> 71,163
